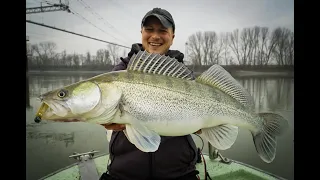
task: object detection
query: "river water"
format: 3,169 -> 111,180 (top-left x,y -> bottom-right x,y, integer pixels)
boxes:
26,72 -> 294,180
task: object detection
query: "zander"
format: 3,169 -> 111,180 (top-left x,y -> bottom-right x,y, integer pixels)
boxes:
34,50 -> 289,163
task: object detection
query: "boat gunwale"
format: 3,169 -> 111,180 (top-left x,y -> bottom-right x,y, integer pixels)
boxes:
37,152 -> 108,180
37,152 -> 287,180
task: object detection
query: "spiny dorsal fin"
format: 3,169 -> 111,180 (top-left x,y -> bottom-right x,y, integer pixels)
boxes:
196,64 -> 255,110
127,50 -> 194,80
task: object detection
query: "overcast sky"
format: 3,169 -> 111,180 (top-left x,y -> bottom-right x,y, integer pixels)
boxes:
26,0 -> 294,56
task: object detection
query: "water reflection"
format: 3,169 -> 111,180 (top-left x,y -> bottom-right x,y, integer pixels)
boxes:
237,77 -> 294,112
26,130 -> 75,148
28,75 -> 92,97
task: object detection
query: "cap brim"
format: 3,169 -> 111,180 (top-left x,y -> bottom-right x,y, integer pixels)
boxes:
143,14 -> 172,28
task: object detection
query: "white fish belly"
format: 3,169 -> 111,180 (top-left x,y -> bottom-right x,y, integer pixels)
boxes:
140,114 -> 254,136
143,118 -> 204,136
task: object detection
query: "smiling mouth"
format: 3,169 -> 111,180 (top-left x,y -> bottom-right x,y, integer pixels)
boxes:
149,42 -> 162,46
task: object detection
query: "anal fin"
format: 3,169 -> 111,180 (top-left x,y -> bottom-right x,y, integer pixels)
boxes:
202,124 -> 238,150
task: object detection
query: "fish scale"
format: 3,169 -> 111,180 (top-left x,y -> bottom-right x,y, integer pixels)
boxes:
110,74 -> 258,134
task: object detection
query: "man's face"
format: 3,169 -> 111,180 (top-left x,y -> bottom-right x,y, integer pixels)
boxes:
141,16 -> 175,55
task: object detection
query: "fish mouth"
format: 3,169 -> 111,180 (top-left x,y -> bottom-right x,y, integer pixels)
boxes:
50,119 -> 81,122
34,102 -> 77,123
34,102 -> 49,123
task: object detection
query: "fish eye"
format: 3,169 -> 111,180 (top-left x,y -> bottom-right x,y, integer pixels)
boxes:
57,89 -> 68,98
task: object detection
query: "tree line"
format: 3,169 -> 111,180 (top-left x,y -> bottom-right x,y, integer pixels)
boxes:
27,25 -> 293,71
28,42 -> 127,69
186,26 -> 294,66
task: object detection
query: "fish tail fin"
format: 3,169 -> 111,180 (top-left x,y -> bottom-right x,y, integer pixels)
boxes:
253,112 -> 289,163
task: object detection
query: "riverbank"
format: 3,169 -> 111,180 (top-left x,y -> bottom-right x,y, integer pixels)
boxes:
28,69 -> 294,78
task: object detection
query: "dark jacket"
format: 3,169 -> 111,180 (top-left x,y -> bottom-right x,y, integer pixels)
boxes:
105,43 -> 199,180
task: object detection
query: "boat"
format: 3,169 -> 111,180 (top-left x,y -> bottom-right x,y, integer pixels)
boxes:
38,144 -> 287,180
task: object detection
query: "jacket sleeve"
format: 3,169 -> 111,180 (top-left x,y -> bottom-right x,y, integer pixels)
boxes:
112,57 -> 130,71
112,43 -> 142,72
112,61 -> 127,71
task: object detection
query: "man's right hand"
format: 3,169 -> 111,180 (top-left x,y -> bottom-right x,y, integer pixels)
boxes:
101,123 -> 126,131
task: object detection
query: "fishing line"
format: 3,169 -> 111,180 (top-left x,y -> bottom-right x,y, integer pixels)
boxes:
194,133 -> 204,152
194,133 -> 212,180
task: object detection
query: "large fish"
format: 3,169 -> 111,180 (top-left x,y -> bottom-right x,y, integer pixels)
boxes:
34,50 -> 288,163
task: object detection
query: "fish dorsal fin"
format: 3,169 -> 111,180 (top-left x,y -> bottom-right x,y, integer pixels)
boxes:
196,64 -> 255,110
127,50 -> 194,80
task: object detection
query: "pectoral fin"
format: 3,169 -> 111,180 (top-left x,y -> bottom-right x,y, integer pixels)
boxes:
202,124 -> 238,150
113,106 -> 161,152
125,119 -> 161,152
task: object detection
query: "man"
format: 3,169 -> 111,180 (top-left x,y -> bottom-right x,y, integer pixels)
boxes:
100,7 -> 200,180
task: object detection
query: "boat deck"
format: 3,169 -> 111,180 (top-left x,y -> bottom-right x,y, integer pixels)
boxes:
40,153 -> 284,180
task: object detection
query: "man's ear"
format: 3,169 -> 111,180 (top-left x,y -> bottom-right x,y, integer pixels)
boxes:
170,34 -> 175,46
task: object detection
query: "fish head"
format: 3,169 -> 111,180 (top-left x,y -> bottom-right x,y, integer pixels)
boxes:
34,81 -> 102,122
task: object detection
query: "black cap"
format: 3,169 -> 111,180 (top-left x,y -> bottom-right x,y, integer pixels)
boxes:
141,8 -> 175,32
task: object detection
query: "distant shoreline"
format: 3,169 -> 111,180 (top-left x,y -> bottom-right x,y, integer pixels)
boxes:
28,70 -> 294,78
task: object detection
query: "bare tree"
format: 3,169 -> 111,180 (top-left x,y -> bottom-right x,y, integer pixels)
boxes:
79,54 -> 86,66
60,50 -> 67,65
31,41 -> 58,66
95,49 -> 112,65
65,54 -> 73,66
31,45 -> 43,65
96,49 -> 105,65
271,27 -> 293,65
202,31 -> 216,65
85,51 -> 91,65
285,32 -> 294,65
104,50 -> 112,65
72,53 -> 80,66
263,28 -> 278,65
250,26 -> 260,65
257,27 -> 269,65
202,31 -> 223,65
228,29 -> 241,64
187,31 -> 203,65
107,44 -> 120,65
240,28 -> 251,65
209,32 -> 224,65
221,32 -> 234,65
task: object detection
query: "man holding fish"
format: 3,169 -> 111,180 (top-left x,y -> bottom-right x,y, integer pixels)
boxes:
34,7 -> 288,180
100,7 -> 201,180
